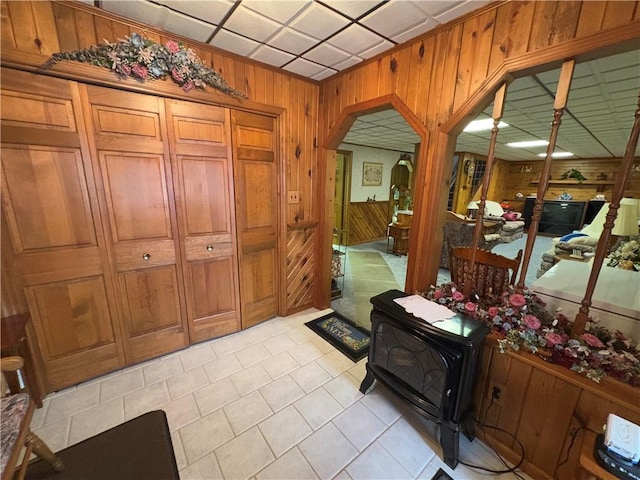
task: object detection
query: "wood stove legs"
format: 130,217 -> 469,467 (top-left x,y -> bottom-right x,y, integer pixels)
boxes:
359,367 -> 375,393
441,416 -> 476,469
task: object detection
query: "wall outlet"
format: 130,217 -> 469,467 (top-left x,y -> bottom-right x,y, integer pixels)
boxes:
488,380 -> 505,407
288,191 -> 300,204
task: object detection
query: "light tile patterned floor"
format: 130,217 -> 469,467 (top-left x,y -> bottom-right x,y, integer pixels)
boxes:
32,308 -> 531,480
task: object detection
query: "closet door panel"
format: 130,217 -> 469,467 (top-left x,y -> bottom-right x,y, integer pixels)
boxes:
0,69 -> 124,392
84,85 -> 187,362
166,99 -> 240,343
231,111 -> 279,328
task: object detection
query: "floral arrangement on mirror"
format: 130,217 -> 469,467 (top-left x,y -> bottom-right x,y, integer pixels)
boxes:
40,33 -> 246,98
607,238 -> 640,271
422,283 -> 640,386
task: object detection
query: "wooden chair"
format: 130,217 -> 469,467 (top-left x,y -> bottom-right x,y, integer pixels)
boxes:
449,247 -> 523,297
1,356 -> 63,480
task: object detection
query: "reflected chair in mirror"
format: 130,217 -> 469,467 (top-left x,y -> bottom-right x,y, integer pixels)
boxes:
449,247 -> 523,297
1,356 -> 64,480
440,211 -> 501,268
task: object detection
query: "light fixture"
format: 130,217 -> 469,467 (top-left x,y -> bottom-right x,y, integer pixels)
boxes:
612,199 -> 640,239
466,201 -> 479,219
463,118 -> 509,133
506,140 -> 549,148
537,152 -> 574,158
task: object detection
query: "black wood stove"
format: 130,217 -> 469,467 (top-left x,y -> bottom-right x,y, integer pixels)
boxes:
359,290 -> 489,469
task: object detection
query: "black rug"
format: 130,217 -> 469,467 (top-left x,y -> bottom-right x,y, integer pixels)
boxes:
431,468 -> 454,480
305,312 -> 370,361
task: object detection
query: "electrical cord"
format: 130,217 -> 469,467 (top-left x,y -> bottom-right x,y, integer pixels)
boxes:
455,395 -> 527,478
555,424 -> 600,474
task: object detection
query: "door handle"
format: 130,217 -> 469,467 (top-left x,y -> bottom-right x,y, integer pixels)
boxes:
142,253 -> 151,261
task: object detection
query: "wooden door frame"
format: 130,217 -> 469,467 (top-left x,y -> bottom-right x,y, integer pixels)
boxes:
334,150 -> 352,245
317,94 -> 429,307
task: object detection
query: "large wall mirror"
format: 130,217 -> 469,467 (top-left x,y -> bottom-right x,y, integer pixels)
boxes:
449,46 -> 640,339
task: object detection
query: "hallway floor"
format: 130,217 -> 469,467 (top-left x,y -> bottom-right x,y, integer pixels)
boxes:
31,307 -> 531,479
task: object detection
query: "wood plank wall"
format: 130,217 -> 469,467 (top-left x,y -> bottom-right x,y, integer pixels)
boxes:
319,0 -> 640,296
474,339 -> 640,479
346,201 -> 390,245
0,0 -> 320,316
492,158 -> 640,212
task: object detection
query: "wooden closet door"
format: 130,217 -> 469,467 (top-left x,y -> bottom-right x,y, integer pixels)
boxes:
165,99 -> 240,342
82,85 -> 188,363
0,70 -> 125,392
231,111 -> 279,328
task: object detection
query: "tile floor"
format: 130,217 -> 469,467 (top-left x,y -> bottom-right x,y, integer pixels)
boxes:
31,308 -> 531,480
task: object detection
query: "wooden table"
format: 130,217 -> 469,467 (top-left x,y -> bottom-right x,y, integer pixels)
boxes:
1,314 -> 44,407
388,224 -> 410,255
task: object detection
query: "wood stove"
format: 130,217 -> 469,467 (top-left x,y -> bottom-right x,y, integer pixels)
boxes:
359,290 -> 489,469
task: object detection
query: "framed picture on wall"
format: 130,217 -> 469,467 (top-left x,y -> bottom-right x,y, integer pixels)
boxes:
362,162 -> 383,186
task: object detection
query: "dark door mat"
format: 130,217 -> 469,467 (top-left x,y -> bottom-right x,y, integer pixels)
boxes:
25,410 -> 179,480
305,312 -> 370,362
431,468 -> 454,480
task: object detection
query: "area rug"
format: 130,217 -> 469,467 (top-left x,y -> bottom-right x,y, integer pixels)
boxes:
305,312 -> 370,362
430,468 -> 454,480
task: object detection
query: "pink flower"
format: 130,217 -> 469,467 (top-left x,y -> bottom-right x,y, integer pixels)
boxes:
165,40 -> 180,53
131,63 -> 148,79
488,306 -> 498,317
452,291 -> 464,301
434,290 -> 443,299
545,332 -> 564,346
171,68 -> 184,83
509,293 -> 526,307
581,333 -> 605,348
117,64 -> 131,76
524,314 -> 541,330
465,302 -> 477,312
182,82 -> 195,92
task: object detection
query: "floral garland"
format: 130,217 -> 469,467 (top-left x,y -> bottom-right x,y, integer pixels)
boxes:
423,282 -> 640,385
40,33 -> 246,98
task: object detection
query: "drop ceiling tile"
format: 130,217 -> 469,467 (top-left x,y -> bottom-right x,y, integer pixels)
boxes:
360,2 -> 429,39
155,0 -> 234,25
162,10 -> 216,42
268,27 -> 318,54
333,55 -> 363,71
283,58 -> 326,77
312,68 -> 338,81
392,18 -> 441,43
303,43 -> 351,67
249,45 -> 295,68
327,24 -> 386,55
224,5 -> 284,43
358,39 -> 395,59
102,2 -> 168,27
289,3 -> 350,40
415,1 -> 463,17
434,0 -> 490,23
243,0 -> 311,24
324,1 -> 384,20
209,29 -> 260,57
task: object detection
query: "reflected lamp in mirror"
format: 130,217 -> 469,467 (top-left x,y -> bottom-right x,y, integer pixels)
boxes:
581,199 -> 640,239
612,199 -> 640,240
467,201 -> 479,219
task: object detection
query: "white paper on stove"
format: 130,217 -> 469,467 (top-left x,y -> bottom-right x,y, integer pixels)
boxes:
393,295 -> 456,323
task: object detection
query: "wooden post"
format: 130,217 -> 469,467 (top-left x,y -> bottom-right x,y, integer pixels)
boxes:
464,83 -> 507,297
517,60 -> 575,290
572,92 -> 640,335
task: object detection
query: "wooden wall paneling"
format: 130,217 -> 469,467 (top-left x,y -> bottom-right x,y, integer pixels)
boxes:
93,14 -> 114,45
529,2 -> 581,51
392,46 -> 412,101
165,98 -> 241,343
346,202 -> 390,245
602,0 -> 637,29
231,110 -> 279,328
30,1 -> 60,55
488,2 -> 536,73
469,10 -> 498,96
51,2 -> 80,51
286,226 -> 317,312
5,2 -> 38,53
82,84 -> 188,364
412,37 -> 436,123
1,1 -> 15,49
0,70 -> 125,392
574,2 -> 606,37
454,15 -> 482,114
